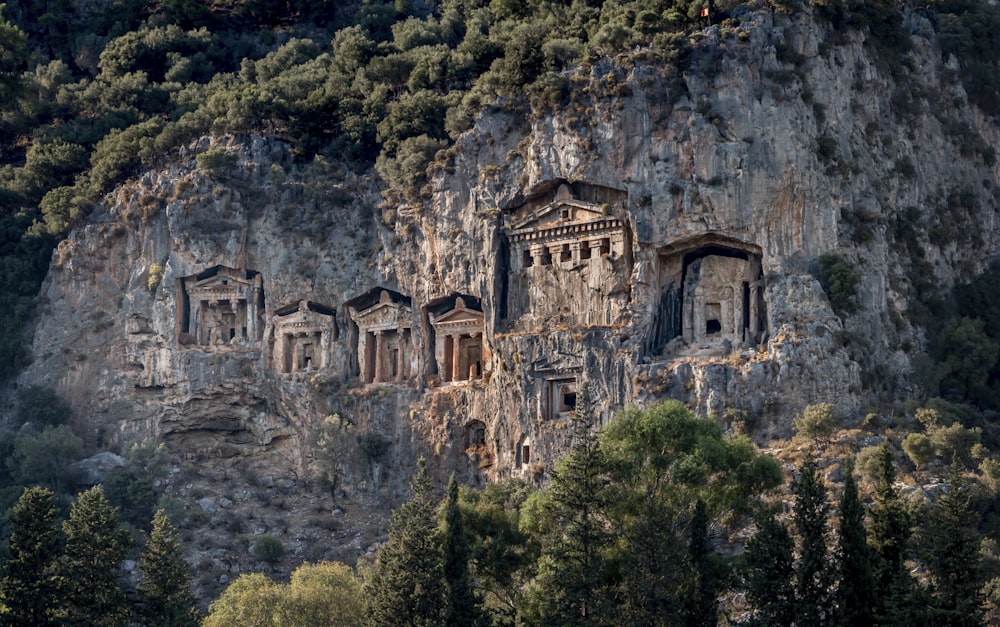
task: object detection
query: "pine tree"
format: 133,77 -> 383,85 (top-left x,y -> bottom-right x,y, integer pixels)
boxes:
794,455 -> 833,625
55,485 -> 131,626
743,511 -> 795,626
0,486 -> 63,627
530,383 -> 610,625
365,457 -> 445,627
869,445 -> 922,626
836,458 -> 875,627
136,509 -> 200,627
442,474 -> 485,627
918,471 -> 985,626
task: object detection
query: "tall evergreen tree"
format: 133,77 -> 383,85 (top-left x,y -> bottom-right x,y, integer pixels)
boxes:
743,510 -> 795,626
918,471 -> 985,626
136,509 -> 200,627
0,486 -> 62,627
441,474 -> 485,626
869,445 -> 922,626
528,383 -> 610,625
836,458 -> 875,627
365,457 -> 445,627
682,498 -> 725,627
54,485 -> 131,627
794,455 -> 833,625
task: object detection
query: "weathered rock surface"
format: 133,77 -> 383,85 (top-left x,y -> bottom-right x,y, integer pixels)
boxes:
11,7 -> 1000,593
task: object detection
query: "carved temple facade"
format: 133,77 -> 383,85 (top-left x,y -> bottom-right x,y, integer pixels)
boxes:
429,296 -> 489,384
270,301 -> 337,374
348,289 -> 414,384
176,266 -> 265,348
503,181 -> 631,328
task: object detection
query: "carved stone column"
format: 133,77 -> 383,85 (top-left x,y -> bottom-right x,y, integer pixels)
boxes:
453,333 -> 465,382
374,330 -> 385,383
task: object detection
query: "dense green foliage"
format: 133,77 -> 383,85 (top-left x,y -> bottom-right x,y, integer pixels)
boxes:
0,487 -> 62,626
136,509 -> 200,627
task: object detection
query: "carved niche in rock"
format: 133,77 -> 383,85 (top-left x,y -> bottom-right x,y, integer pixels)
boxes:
646,234 -> 766,356
347,289 -> 414,384
503,181 -> 631,329
545,376 -> 577,420
428,296 -> 490,384
176,266 -> 265,349
270,301 -> 337,374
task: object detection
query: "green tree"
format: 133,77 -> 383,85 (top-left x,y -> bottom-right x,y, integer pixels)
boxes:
276,562 -> 365,627
203,573 -> 281,627
918,472 -> 985,626
793,455 -> 833,625
836,458 -> 875,627
55,486 -> 131,626
136,509 -> 199,627
522,384 -> 610,625
0,487 -> 62,627
365,457 -> 445,626
441,474 -> 485,626
869,446 -> 922,625
743,511 -> 795,626
0,4 -> 26,104
682,498 -> 725,627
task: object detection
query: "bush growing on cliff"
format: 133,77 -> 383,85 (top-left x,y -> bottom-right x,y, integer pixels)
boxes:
818,253 -> 859,314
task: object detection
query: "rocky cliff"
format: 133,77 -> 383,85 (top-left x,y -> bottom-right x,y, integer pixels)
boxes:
14,6 -> 1000,587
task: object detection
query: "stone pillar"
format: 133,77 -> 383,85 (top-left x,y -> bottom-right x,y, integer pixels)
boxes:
246,294 -> 255,343
291,339 -> 301,373
190,299 -> 201,344
452,333 -> 464,381
396,332 -> 406,382
442,334 -> 453,382
750,283 -> 759,339
374,330 -> 385,383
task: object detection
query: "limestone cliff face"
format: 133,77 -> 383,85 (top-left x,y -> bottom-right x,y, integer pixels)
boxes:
14,7 -> 1000,579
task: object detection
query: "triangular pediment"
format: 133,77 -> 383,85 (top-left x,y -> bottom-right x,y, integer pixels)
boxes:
192,274 -> 253,290
512,200 -> 610,232
432,307 -> 484,326
276,308 -> 333,328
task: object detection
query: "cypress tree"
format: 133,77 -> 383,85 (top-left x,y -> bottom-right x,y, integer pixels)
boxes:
55,485 -> 131,626
1,486 -> 63,627
683,498 -> 724,627
794,455 -> 833,625
918,471 -> 985,626
869,445 -> 922,626
136,509 -> 200,627
365,457 -> 445,627
743,510 -> 795,626
442,474 -> 485,627
836,458 -> 875,627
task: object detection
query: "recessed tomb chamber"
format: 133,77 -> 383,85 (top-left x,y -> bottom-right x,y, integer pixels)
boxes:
346,288 -> 414,384
270,301 -> 337,374
427,295 -> 490,384
176,266 -> 265,349
646,235 -> 766,356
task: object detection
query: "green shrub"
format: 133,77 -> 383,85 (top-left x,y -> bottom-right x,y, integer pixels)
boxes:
792,402 -> 839,441
902,432 -> 935,467
196,147 -> 239,178
253,534 -> 285,563
818,253 -> 858,314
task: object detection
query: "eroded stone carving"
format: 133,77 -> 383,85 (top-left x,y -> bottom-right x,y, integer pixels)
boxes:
176,266 -> 264,349
347,289 -> 414,384
503,181 -> 631,328
429,296 -> 490,384
270,301 -> 337,374
647,235 -> 766,356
